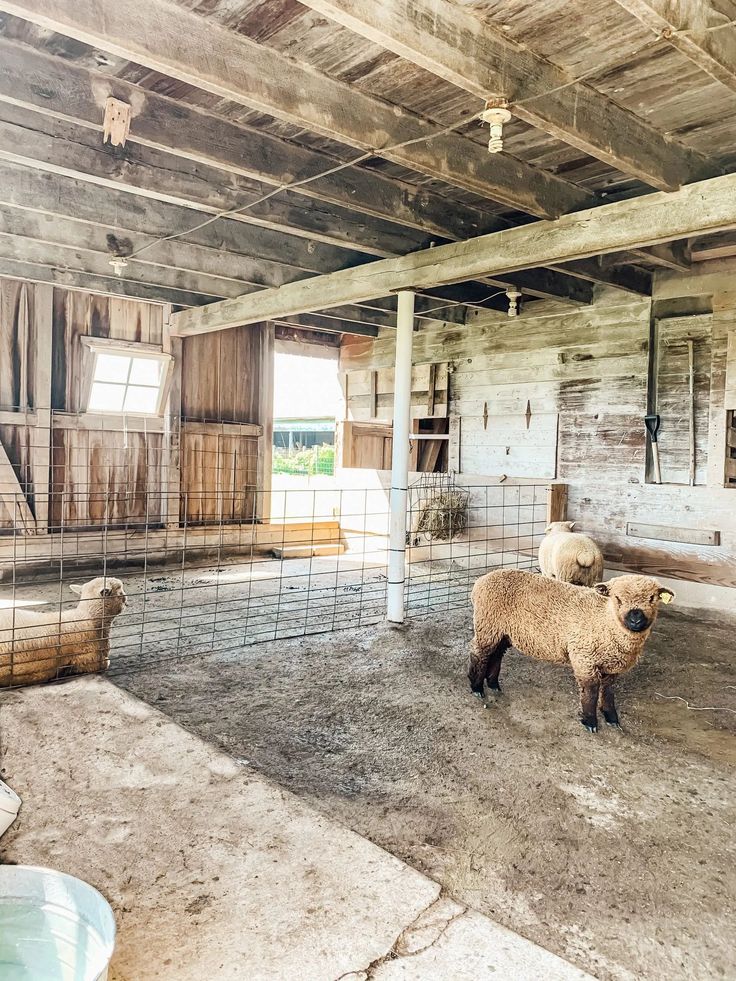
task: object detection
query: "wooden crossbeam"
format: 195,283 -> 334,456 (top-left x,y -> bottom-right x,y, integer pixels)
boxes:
0,0 -> 592,219
169,170 -> 736,336
0,34 -> 505,244
301,0 -> 720,191
0,438 -> 36,533
614,0 -> 736,92
0,108 -> 592,306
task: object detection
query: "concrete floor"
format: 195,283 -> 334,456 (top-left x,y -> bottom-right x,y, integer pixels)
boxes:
108,603 -> 736,981
0,678 -> 591,981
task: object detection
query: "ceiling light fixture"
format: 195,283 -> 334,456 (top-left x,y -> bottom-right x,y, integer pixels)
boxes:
109,257 -> 129,276
506,288 -> 522,317
481,98 -> 512,154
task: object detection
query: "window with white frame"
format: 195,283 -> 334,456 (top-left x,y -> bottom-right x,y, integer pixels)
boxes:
82,339 -> 173,415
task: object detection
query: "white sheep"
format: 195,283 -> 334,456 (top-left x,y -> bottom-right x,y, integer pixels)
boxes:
0,577 -> 127,688
538,520 -> 604,587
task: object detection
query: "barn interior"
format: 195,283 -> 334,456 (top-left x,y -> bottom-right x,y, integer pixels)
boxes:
0,1 -> 735,979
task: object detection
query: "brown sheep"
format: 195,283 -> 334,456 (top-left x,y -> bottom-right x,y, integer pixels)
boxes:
0,577 -> 127,688
538,520 -> 604,587
469,569 -> 674,732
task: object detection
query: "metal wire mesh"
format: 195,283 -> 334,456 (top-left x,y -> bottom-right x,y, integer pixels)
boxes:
0,416 -> 548,688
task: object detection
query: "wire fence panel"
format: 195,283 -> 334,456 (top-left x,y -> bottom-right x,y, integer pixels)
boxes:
1,438 -> 548,688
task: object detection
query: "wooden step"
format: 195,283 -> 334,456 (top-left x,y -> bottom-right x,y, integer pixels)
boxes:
272,542 -> 345,559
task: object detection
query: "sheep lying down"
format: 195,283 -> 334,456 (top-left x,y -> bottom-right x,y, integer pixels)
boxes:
0,577 -> 127,688
469,569 -> 674,732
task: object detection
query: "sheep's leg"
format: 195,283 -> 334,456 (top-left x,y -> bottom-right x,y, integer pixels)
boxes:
598,674 -> 620,726
468,639 -> 491,698
485,637 -> 510,693
576,676 -> 600,733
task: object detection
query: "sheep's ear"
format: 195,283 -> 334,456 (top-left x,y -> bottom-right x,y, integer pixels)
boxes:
658,587 -> 675,605
593,582 -> 610,596
544,524 -> 553,533
69,584 -> 83,596
567,521 -> 576,530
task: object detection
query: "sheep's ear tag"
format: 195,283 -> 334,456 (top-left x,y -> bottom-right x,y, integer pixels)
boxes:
660,591 -> 673,605
69,584 -> 82,595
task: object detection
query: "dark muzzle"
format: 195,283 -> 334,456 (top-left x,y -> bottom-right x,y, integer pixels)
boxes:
624,607 -> 650,633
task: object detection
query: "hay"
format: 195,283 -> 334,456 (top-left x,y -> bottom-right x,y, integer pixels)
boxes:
415,489 -> 469,541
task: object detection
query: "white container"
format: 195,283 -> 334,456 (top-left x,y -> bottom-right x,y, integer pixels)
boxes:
0,779 -> 21,838
0,866 -> 116,981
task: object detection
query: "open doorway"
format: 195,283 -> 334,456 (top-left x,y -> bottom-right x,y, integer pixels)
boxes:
272,339 -> 342,486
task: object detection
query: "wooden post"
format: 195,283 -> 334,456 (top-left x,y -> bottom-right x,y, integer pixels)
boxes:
31,282 -> 53,533
546,483 -> 568,525
161,304 -> 182,529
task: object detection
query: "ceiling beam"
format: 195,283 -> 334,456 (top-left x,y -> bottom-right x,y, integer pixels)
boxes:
613,0 -> 736,92
0,35 -> 507,244
0,257 -> 211,307
639,240 -> 692,270
554,259 -> 652,296
169,170 -> 736,336
301,0 -> 720,191
0,103 -> 434,259
0,105 -> 591,305
0,0 -> 593,219
689,230 -> 736,262
273,315 -> 379,337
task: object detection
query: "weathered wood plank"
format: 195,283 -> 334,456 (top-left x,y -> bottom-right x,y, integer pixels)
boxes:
170,171 -> 736,336
301,0 -> 718,190
30,283 -> 52,533
0,103 -> 440,259
614,0 -> 736,92
626,522 -> 721,546
0,34 -> 506,243
0,0 -> 592,219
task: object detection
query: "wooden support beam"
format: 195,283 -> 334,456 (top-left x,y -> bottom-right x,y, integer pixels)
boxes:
169,170 -> 736,336
0,233 -> 249,302
638,240 -> 692,270
0,0 -> 593,219
273,315 -> 379,338
0,438 -> 36,533
0,110 -> 590,307
0,34 -> 506,243
690,230 -> 736,262
0,257 -> 212,308
301,0 -> 719,191
0,103 -> 438,260
555,259 -> 653,296
614,0 -> 736,92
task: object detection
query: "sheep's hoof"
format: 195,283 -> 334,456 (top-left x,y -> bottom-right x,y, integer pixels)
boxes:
581,717 -> 598,733
603,711 -> 620,727
471,688 -> 485,700
487,681 -> 502,694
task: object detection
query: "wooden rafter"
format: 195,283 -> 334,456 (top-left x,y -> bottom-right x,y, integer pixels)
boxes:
0,0 -> 593,219
169,170 -> 736,336
614,0 -> 736,92
301,0 -> 720,191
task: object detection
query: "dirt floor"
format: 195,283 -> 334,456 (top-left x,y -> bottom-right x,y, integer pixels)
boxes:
112,602 -> 736,981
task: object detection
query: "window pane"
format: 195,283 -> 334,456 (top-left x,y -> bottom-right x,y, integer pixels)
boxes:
95,353 -> 130,383
129,357 -> 163,386
89,382 -> 125,412
123,385 -> 160,413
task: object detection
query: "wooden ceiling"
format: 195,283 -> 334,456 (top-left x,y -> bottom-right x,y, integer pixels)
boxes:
0,0 -> 735,334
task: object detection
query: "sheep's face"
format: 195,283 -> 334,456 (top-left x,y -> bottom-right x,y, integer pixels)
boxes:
544,520 -> 576,535
70,577 -> 128,616
594,576 -> 674,634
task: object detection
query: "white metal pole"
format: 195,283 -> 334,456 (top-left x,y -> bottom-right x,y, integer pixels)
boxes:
387,289 -> 415,623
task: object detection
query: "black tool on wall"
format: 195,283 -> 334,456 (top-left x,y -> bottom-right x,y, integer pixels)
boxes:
644,414 -> 662,484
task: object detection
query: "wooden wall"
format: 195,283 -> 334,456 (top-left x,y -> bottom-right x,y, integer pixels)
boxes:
0,277 -> 273,533
341,267 -> 736,590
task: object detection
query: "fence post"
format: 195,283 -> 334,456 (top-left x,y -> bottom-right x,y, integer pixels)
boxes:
387,290 -> 415,623
546,483 -> 568,525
